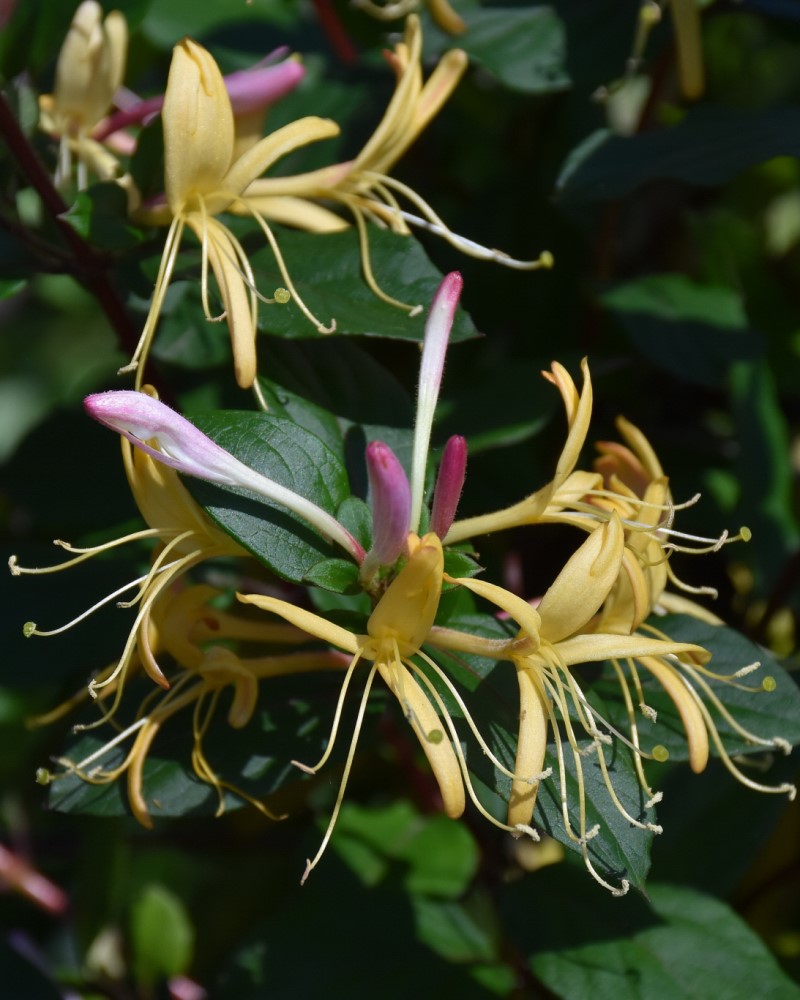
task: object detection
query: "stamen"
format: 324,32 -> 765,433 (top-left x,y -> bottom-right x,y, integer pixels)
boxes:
291,650 -> 364,775
246,205 -> 336,334
119,214 -> 186,382
22,570 -> 153,638
301,664 -> 379,884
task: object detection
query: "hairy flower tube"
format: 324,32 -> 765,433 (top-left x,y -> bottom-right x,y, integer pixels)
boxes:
126,37 -> 342,388
239,16 -> 552,313
84,389 -> 365,563
38,0 -> 128,188
35,583 -> 348,828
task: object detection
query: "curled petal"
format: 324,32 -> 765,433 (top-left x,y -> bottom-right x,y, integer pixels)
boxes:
164,38 -> 234,212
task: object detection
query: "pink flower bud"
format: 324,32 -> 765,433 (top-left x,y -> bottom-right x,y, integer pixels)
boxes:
94,54 -> 305,141
410,271 -> 463,531
365,441 -> 411,566
430,435 -> 467,539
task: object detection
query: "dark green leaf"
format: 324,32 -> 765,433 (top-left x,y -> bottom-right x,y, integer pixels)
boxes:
187,411 -> 352,584
601,274 -> 762,386
530,881 -> 800,999
264,336 -> 416,481
61,183 -> 145,251
250,226 -> 477,343
557,105 -> 800,204
424,3 -> 570,94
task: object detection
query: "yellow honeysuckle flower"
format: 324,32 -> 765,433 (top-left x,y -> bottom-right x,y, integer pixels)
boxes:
444,358 -> 596,544
126,38 -> 342,390
239,530 -> 541,882
36,583 -> 347,828
38,1 -> 128,189
239,15 -> 552,314
435,514 -> 705,894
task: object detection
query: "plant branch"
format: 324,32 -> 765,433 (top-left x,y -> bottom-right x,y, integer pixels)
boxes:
0,88 -> 140,359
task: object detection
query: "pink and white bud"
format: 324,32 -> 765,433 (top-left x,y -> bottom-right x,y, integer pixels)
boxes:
84,391 -> 364,563
224,58 -> 305,115
94,55 -> 305,141
365,441 -> 411,567
410,271 -> 463,532
430,435 -> 467,539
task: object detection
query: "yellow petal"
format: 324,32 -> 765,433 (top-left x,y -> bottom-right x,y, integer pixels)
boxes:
376,660 -> 465,818
163,39 -> 234,212
429,0 -> 467,34
447,575 -> 542,646
237,593 -> 360,654
553,633 -> 709,666
54,2 -> 104,123
638,655 -> 709,772
507,667 -> 548,828
537,513 -> 624,643
191,216 -> 257,388
368,533 -> 443,652
241,195 -> 350,233
218,116 -> 340,208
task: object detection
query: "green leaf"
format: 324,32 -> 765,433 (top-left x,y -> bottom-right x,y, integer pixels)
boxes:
423,3 -> 570,94
527,880 -> 800,999
557,105 -> 800,204
131,884 -> 194,988
186,411 -> 352,585
262,336 -> 416,476
304,557 -> 360,593
332,799 -> 479,897
250,226 -> 477,343
61,183 -> 145,251
601,274 -> 762,386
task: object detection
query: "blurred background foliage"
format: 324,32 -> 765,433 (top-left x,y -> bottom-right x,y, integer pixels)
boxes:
1,0 -> 799,996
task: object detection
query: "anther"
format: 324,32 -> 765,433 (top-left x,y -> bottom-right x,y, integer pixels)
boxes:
513,823 -> 541,842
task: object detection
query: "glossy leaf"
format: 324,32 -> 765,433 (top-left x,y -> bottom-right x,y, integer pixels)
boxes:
250,227 -> 477,343
557,105 -> 800,204
186,411 -> 352,586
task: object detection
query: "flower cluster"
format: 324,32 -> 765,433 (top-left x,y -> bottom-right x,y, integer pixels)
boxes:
10,3 -> 796,898
14,267 -> 795,894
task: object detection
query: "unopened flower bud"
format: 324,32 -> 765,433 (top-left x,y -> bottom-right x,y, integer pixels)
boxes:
430,435 -> 467,538
365,441 -> 411,567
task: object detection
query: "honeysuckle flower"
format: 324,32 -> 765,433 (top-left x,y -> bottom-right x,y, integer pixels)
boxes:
434,514 -> 708,894
239,530 -> 542,882
353,0 -> 467,35
239,16 -> 552,313
10,388 -> 250,714
36,582 -> 348,828
38,1 -> 127,189
125,38 -> 342,389
84,390 -> 365,563
444,358 -> 595,545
